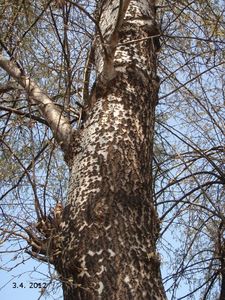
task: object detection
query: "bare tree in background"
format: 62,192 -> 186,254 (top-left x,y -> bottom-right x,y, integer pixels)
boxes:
0,0 -> 224,299
154,1 -> 225,299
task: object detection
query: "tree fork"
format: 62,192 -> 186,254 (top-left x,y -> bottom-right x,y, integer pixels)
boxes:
56,1 -> 166,299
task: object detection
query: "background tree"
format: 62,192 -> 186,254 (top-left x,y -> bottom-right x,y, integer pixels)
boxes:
0,0 -> 224,299
154,0 -> 224,299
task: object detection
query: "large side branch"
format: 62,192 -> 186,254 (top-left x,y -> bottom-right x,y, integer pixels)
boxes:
0,55 -> 72,152
95,0 -> 131,83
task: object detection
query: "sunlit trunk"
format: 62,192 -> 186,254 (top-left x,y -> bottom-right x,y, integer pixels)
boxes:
56,1 -> 165,299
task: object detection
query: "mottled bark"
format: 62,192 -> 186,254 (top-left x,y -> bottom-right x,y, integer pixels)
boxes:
56,1 -> 165,299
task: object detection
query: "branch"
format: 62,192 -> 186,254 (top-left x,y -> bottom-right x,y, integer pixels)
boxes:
11,0 -> 54,57
0,140 -> 51,203
82,46 -> 94,104
25,249 -> 51,263
160,180 -> 223,221
156,170 -> 222,198
158,121 -> 225,181
95,0 -> 131,83
159,61 -> 225,101
1,139 -> 44,220
0,55 -> 72,152
0,81 -> 21,93
163,34 -> 225,45
0,105 -> 48,125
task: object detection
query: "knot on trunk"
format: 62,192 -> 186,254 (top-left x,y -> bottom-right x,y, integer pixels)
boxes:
64,130 -> 82,167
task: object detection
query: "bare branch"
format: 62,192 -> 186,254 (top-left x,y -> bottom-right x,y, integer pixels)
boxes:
0,55 -> 72,152
0,105 -> 48,125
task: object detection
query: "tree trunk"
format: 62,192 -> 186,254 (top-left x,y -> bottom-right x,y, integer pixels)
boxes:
219,237 -> 225,300
220,269 -> 225,300
55,1 -> 166,299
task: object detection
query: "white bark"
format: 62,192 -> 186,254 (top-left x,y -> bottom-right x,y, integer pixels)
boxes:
95,0 -> 131,83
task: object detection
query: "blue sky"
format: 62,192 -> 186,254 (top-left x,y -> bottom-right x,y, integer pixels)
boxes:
0,258 -> 62,300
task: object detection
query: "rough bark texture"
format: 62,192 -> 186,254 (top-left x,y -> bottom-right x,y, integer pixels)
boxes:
220,267 -> 225,300
55,1 -> 165,299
